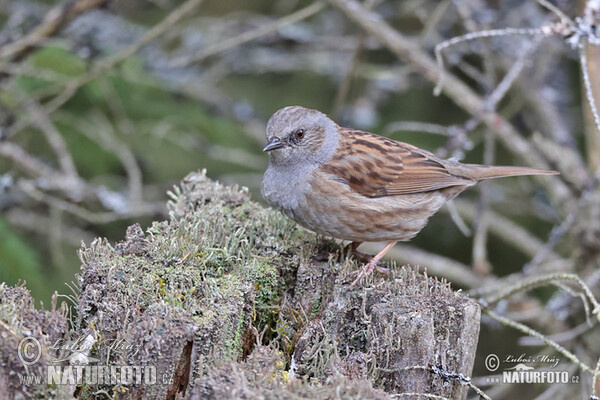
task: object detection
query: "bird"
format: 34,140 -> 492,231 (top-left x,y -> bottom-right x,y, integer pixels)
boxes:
260,106 -> 558,287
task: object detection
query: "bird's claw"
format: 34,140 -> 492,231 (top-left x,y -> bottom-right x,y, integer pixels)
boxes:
348,261 -> 389,288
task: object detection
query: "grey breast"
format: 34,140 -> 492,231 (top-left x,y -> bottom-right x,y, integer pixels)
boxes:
261,162 -> 313,216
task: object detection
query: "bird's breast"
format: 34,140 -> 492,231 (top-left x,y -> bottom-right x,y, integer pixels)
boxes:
261,163 -> 313,214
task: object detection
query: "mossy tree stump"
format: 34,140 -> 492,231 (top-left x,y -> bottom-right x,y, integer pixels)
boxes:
0,171 -> 480,399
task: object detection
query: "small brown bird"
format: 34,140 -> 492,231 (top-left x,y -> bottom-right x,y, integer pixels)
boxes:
261,106 -> 558,287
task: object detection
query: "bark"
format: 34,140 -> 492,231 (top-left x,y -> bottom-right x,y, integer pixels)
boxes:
0,170 -> 480,399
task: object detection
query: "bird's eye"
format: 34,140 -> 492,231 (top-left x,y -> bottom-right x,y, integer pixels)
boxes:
295,129 -> 305,139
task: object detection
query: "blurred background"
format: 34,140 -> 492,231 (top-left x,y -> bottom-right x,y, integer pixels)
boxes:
1,0 -> 599,398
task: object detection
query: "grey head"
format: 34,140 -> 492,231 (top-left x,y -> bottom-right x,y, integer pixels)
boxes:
263,106 -> 339,168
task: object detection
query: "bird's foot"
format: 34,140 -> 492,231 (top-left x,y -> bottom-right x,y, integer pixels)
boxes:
343,241 -> 370,262
347,241 -> 397,288
348,260 -> 390,288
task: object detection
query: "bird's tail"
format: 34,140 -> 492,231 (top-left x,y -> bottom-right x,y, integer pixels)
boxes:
454,164 -> 559,180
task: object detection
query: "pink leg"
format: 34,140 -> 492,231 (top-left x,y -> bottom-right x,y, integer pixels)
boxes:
349,241 -> 397,288
345,241 -> 370,261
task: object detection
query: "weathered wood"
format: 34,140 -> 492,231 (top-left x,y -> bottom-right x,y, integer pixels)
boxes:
0,171 -> 480,399
288,256 -> 480,399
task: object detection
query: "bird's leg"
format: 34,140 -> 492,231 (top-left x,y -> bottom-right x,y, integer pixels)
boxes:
343,241 -> 371,261
349,241 -> 397,288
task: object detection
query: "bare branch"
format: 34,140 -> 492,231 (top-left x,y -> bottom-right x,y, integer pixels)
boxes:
170,2 -> 327,67
358,242 -> 490,289
484,309 -> 595,374
44,0 -> 206,114
579,40 -> 600,135
434,28 -> 545,96
328,0 -> 573,206
22,98 -> 78,178
0,0 -> 108,60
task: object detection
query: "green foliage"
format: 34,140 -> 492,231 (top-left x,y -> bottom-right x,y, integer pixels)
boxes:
0,219 -> 43,294
29,46 -> 87,76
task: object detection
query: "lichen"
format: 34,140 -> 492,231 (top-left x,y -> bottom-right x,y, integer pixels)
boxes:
0,170 -> 479,400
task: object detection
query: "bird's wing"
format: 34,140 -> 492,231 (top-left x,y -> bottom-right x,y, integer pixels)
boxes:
321,129 -> 473,197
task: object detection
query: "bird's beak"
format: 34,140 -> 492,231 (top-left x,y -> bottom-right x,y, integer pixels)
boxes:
263,137 -> 284,152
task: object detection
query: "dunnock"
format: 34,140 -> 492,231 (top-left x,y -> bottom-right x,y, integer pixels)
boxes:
261,106 -> 558,287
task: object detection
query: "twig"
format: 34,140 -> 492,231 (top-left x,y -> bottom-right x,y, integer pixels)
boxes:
484,309 -> 594,374
22,98 -> 79,178
0,62 -> 72,83
18,180 -> 164,224
526,167 -> 600,270
434,28 -> 545,96
357,242 -> 489,288
44,0 -> 206,115
55,110 -> 144,203
327,0 -> 573,206
593,357 -> 600,398
384,121 -> 451,136
6,208 -> 95,246
482,273 -> 600,317
0,0 -> 108,61
331,35 -> 364,119
379,365 -> 491,400
170,2 -> 327,67
579,40 -> 600,134
391,394 -> 449,399
484,36 -> 543,111
445,200 -> 472,237
0,142 -> 59,180
450,199 -> 568,266
537,0 -> 573,24
519,320 -> 596,346
472,131 -> 494,275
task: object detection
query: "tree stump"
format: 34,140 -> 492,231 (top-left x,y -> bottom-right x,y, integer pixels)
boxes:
0,170 -> 480,399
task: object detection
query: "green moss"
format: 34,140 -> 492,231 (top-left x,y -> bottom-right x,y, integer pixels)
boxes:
310,296 -> 322,317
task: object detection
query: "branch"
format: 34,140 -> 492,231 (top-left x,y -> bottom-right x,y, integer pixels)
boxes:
44,0 -> 206,115
170,2 -> 327,67
450,199 -> 570,268
358,242 -> 490,288
23,98 -> 78,178
0,0 -> 108,61
328,0 -> 574,206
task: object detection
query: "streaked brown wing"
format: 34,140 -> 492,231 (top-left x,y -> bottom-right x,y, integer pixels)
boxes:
321,129 -> 473,197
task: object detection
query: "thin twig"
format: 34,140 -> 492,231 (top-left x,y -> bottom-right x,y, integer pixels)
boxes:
379,365 -> 491,400
44,0 -> 206,115
327,0 -> 573,206
472,132 -> 494,275
446,200 -> 472,237
593,357 -> 600,398
450,199 -> 568,266
519,320 -> 596,346
484,309 -> 594,374
434,28 -> 545,96
482,273 -> 600,320
18,180 -> 164,224
55,111 -> 144,203
170,2 -> 327,67
384,121 -> 450,136
484,36 -> 543,111
537,0 -> 573,25
526,167 -> 600,270
22,98 -> 79,178
0,0 -> 108,60
579,39 -> 600,134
